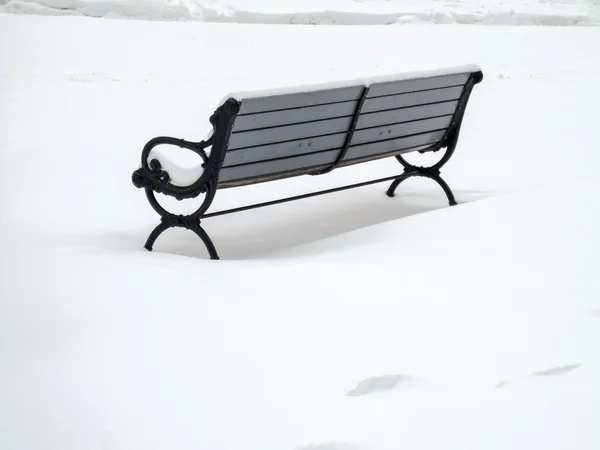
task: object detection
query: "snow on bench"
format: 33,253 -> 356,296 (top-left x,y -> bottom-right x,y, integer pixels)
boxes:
131,65 -> 484,259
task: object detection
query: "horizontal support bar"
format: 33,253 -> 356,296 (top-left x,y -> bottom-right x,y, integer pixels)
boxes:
203,172 -> 412,219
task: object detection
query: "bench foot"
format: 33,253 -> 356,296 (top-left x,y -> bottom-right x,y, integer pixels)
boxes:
386,170 -> 457,206
144,220 -> 171,252
387,138 -> 459,206
141,188 -> 220,260
190,223 -> 220,260
144,218 -> 219,260
430,172 -> 457,206
386,178 -> 404,198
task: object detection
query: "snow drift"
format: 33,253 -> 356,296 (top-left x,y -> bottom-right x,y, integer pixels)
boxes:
1,0 -> 599,25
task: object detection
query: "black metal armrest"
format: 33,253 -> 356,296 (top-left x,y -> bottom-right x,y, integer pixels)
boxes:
131,135 -> 214,200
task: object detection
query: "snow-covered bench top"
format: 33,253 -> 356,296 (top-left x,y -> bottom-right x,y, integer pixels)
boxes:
132,64 -> 483,259
216,64 -> 481,106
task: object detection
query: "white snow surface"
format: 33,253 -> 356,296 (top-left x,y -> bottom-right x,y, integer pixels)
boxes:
2,13 -> 600,450
220,64 -> 481,102
1,0 -> 599,25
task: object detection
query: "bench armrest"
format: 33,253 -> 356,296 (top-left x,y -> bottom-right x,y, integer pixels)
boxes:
132,136 -> 215,200
131,99 -> 240,202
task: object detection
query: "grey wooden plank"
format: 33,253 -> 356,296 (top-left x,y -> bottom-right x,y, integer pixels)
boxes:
217,142 -> 437,188
238,86 -> 363,115
361,86 -> 464,114
218,132 -> 444,187
223,133 -> 346,167
218,166 -> 327,188
228,116 -> 352,150
219,149 -> 339,183
342,143 -> 436,167
233,100 -> 357,132
344,130 -> 445,162
356,101 -> 458,130
351,116 -> 451,146
367,73 -> 469,98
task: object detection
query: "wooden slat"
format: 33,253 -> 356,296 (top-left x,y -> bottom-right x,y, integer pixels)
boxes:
217,141 -> 440,189
220,130 -> 444,185
238,86 -> 363,115
219,149 -> 339,183
223,133 -> 346,167
233,100 -> 357,132
361,86 -> 464,114
228,116 -> 352,150
351,116 -> 452,146
356,101 -> 458,130
343,130 -> 445,162
218,165 -> 328,188
367,73 -> 469,98
340,143 -> 436,168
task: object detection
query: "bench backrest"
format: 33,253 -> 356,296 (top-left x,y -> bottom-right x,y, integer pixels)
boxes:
216,68 -> 482,188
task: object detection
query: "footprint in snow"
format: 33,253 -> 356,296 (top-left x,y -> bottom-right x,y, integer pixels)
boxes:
496,363 -> 582,388
533,364 -> 582,377
346,374 -> 421,397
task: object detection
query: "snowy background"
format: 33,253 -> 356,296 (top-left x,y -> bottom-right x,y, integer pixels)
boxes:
1,0 -> 600,24
1,1 -> 600,450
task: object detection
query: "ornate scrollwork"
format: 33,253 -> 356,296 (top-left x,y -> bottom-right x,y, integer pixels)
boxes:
131,98 -> 240,202
132,97 -> 241,259
131,136 -> 214,201
161,214 -> 199,229
132,158 -> 171,191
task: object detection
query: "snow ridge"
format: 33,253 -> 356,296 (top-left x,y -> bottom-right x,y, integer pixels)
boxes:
1,0 -> 599,25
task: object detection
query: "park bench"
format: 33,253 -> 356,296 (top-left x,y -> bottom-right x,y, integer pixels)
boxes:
132,65 -> 483,259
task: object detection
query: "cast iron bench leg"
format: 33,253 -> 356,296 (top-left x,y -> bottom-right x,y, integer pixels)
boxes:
142,188 -> 220,260
144,218 -> 219,260
386,169 -> 457,206
386,129 -> 459,206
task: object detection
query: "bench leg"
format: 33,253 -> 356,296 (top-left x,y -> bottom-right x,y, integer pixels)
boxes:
144,220 -> 171,252
142,188 -> 220,260
386,170 -> 456,206
144,217 -> 219,260
386,177 -> 406,198
386,133 -> 459,206
189,222 -> 219,260
428,171 -> 457,206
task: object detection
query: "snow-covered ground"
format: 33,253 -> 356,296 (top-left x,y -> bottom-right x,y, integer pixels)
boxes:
2,10 -> 600,450
1,0 -> 599,24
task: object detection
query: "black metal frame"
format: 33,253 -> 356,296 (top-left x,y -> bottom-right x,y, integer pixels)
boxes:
387,71 -> 483,202
132,71 -> 483,260
317,86 -> 370,175
131,99 -> 240,259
